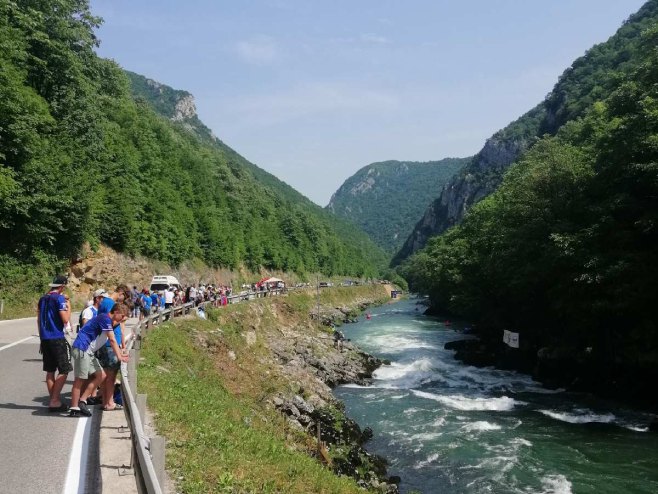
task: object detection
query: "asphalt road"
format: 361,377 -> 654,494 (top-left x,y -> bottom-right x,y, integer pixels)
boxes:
0,316 -> 89,494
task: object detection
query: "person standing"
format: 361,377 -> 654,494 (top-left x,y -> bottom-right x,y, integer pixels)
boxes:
139,290 -> 151,320
164,287 -> 174,309
37,275 -> 72,412
150,291 -> 159,314
130,286 -> 140,318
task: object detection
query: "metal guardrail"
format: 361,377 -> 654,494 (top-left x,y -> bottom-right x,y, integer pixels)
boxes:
119,289 -> 287,493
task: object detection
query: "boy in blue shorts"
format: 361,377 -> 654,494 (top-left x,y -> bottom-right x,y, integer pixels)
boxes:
69,304 -> 129,417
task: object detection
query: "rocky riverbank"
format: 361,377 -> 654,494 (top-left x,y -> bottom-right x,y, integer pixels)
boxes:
263,288 -> 400,492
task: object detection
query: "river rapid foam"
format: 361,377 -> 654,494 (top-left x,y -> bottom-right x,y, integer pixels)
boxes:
333,299 -> 658,494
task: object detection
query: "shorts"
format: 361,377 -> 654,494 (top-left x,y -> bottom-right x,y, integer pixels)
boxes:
72,347 -> 103,379
41,338 -> 73,374
96,345 -> 120,371
141,306 -> 150,316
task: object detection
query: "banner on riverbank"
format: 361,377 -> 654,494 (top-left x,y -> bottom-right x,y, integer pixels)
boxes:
503,330 -> 519,348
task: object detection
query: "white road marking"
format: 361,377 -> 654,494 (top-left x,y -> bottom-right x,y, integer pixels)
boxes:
0,336 -> 37,352
62,414 -> 92,494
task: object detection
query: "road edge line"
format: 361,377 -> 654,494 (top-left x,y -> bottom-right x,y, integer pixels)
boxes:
62,414 -> 92,494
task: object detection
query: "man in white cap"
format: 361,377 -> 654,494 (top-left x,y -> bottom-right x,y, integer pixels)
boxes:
80,288 -> 106,328
37,275 -> 72,412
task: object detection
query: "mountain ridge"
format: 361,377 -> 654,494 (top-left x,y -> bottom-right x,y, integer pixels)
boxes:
327,158 -> 468,253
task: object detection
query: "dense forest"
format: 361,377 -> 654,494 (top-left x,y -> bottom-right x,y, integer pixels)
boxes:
0,0 -> 387,304
401,9 -> 658,402
393,0 -> 658,265
327,159 -> 468,253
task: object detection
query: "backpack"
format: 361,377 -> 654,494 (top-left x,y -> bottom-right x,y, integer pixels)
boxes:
76,310 -> 85,333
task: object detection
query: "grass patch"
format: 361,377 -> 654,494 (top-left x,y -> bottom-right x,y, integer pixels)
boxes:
139,321 -> 364,493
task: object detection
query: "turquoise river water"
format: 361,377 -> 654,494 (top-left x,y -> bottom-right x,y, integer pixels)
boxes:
333,299 -> 658,494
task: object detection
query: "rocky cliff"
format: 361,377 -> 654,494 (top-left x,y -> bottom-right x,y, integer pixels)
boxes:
393,129 -> 536,262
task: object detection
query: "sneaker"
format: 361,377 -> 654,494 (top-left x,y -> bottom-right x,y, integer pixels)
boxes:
86,396 -> 102,406
79,401 -> 92,416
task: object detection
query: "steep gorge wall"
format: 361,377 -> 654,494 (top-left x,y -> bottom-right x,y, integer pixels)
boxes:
393,0 -> 658,264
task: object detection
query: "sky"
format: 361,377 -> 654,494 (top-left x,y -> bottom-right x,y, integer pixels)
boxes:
90,0 -> 646,206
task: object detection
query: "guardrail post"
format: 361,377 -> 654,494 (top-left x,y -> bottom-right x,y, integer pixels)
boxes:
128,349 -> 138,391
151,435 -> 166,489
136,393 -> 147,421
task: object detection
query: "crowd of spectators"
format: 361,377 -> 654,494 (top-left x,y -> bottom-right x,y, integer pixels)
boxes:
37,274 -> 291,418
129,283 -> 235,321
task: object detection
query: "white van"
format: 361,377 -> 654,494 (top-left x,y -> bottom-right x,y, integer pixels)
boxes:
149,275 -> 181,292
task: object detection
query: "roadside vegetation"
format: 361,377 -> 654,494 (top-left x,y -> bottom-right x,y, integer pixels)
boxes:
138,285 -> 392,493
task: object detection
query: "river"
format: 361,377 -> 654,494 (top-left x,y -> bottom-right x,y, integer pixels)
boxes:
333,298 -> 658,494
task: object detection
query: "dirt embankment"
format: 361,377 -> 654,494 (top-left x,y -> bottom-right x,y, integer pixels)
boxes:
65,244 -> 306,306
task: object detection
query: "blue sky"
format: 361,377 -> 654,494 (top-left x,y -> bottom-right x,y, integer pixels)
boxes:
91,0 -> 646,205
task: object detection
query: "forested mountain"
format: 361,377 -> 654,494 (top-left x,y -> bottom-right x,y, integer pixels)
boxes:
393,0 -> 658,265
327,159 -> 468,253
401,2 -> 658,404
0,0 -> 386,294
124,71 -> 388,270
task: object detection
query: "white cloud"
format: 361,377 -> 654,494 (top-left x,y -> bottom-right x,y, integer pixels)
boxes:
234,36 -> 279,65
223,82 -> 399,127
360,33 -> 390,44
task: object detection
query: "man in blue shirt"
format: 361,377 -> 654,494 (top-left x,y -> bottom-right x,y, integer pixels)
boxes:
150,291 -> 160,313
37,275 -> 72,412
139,290 -> 152,320
98,284 -> 131,315
69,303 -> 129,417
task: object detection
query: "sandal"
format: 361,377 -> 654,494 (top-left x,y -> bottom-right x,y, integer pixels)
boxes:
102,404 -> 124,411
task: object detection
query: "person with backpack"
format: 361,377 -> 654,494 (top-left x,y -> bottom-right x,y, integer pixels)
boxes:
37,275 -> 73,412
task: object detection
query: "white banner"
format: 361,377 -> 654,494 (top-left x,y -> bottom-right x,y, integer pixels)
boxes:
503,330 -> 519,348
